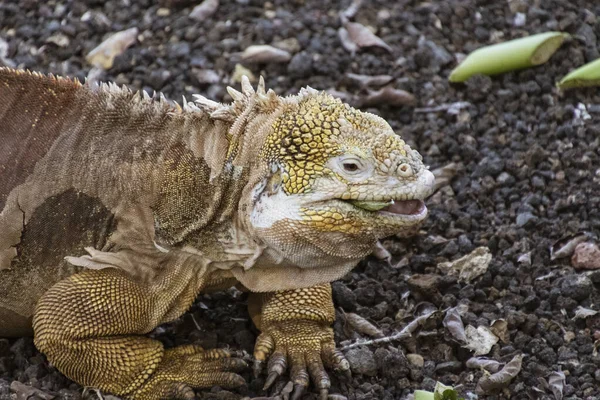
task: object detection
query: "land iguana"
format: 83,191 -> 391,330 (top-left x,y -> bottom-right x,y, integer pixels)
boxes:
0,68 -> 434,399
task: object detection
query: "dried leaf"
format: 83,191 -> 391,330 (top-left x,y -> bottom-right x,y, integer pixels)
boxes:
476,354 -> 523,393
563,331 -> 575,343
231,64 -> 255,84
344,73 -> 393,89
573,306 -> 598,319
0,37 -> 15,68
241,45 -> 291,64
358,86 -> 415,107
548,371 -> 565,400
328,395 -> 349,400
443,307 -> 467,343
341,309 -> 437,351
86,28 -> 139,70
192,69 -> 220,85
550,232 -> 591,260
340,0 -> 364,21
464,325 -> 499,356
415,302 -> 438,317
572,241 -> 600,270
490,319 -> 509,343
517,251 -> 532,265
465,357 -> 502,373
10,381 -> 55,400
414,102 -> 471,115
81,10 -> 111,27
437,247 -> 492,283
189,0 -> 219,21
339,22 -> 392,54
338,27 -> 359,54
431,163 -> 458,192
45,33 -> 70,47
344,312 -> 384,338
372,241 -> 391,264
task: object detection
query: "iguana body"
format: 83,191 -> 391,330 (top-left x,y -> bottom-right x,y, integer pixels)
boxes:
0,68 -> 434,399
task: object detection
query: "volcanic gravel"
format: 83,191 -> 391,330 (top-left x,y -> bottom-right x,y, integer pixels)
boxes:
1,0 -> 600,399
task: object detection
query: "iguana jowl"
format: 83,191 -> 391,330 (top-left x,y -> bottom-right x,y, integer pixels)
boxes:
0,68 -> 434,399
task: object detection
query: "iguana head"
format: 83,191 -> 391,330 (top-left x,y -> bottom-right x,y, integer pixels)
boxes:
195,77 -> 434,288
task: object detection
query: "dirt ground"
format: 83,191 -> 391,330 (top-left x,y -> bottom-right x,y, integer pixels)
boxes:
1,0 -> 600,399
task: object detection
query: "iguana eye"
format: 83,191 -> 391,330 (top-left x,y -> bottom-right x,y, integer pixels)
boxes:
343,162 -> 360,172
333,155 -> 372,180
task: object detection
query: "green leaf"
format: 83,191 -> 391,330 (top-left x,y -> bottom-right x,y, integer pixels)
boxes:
557,57 -> 600,89
414,390 -> 435,400
349,200 -> 391,211
449,31 -> 569,82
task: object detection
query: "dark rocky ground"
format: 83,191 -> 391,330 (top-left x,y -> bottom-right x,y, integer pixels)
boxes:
1,0 -> 600,399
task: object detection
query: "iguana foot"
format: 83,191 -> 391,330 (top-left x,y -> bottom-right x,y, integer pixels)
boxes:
253,320 -> 350,400
33,268 -> 248,400
133,345 -> 247,400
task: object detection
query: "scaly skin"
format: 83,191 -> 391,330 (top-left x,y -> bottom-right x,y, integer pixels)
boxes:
0,68 -> 434,399
249,284 -> 347,400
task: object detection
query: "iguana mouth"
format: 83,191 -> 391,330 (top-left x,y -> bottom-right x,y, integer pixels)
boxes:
348,199 -> 426,215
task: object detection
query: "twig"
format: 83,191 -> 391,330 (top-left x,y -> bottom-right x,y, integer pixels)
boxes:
340,311 -> 435,351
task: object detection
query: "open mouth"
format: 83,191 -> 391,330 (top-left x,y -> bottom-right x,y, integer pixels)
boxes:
348,199 -> 426,216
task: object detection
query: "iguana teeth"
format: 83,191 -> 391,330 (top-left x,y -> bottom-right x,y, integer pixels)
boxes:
349,200 -> 392,211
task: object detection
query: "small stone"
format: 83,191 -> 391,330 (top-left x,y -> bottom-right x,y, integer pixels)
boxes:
332,281 -> 357,311
189,0 -> 219,21
156,8 -> 170,17
572,242 -> 600,270
168,42 -> 190,59
273,37 -> 301,54
474,156 -> 504,178
537,347 -> 557,365
192,69 -> 219,85
414,37 -> 452,71
434,360 -> 463,374
560,274 -> 593,301
522,295 -> 540,311
346,347 -> 377,376
147,69 -> 172,90
496,172 -> 515,186
406,353 -> 424,368
465,74 -> 493,101
531,175 -> 545,189
407,274 -> 441,294
233,330 -> 255,353
287,51 -> 313,79
0,339 -> 9,357
439,240 -> 459,257
378,349 -> 410,379
516,212 -> 538,228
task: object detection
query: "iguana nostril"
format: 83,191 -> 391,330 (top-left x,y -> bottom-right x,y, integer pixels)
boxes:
397,163 -> 413,177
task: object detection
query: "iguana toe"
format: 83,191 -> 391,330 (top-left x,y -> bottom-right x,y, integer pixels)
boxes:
253,320 -> 347,398
133,346 -> 247,400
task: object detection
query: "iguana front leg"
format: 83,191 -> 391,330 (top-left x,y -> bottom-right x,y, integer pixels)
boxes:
249,284 -> 350,400
33,266 -> 246,400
